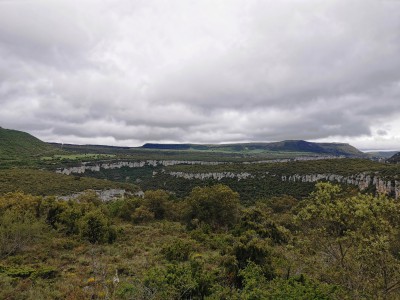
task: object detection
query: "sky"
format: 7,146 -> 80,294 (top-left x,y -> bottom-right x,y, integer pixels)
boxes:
1,0 -> 400,150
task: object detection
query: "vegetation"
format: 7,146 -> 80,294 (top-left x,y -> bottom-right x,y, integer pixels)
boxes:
0,169 -> 136,196
0,127 -> 62,167
142,140 -> 365,157
1,127 -> 400,298
0,182 -> 399,299
41,153 -> 116,161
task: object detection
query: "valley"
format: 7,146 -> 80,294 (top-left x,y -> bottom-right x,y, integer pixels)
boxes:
1,127 -> 400,299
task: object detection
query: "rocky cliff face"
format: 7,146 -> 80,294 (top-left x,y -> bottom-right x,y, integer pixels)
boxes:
166,171 -> 399,199
56,160 -> 226,175
281,172 -> 400,199
55,158 -> 398,199
57,189 -> 144,202
168,171 -> 252,181
56,156 -> 340,175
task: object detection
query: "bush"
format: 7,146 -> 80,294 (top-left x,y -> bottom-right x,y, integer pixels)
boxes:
186,184 -> 240,231
235,207 -> 289,244
143,261 -> 214,299
131,205 -> 155,224
143,190 -> 169,220
108,197 -> 141,221
79,210 -> 115,244
161,239 -> 193,262
0,209 -> 45,257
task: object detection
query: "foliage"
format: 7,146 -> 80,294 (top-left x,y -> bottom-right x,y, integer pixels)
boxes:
234,206 -> 290,244
0,169 -> 136,196
107,197 -> 141,221
161,239 -> 194,262
0,209 -> 45,257
131,205 -> 155,224
296,182 -> 400,298
79,210 -> 115,244
233,231 -> 275,283
1,175 -> 400,299
143,189 -> 170,219
262,275 -> 339,300
186,184 -> 240,230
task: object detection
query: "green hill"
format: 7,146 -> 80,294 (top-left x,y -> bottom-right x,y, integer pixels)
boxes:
0,127 -> 60,164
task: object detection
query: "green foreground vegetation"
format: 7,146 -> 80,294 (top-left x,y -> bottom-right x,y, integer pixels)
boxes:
1,183 -> 400,299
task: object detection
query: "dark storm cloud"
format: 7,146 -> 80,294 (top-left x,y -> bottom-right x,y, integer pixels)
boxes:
0,0 -> 400,149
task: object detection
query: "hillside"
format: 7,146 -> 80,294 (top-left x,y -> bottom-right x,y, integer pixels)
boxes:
142,140 -> 366,157
366,151 -> 399,159
0,127 -> 59,163
388,152 -> 400,163
0,169 -> 136,196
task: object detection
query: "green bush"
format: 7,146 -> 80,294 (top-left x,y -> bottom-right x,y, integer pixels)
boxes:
79,210 -> 115,244
0,209 -> 45,257
131,205 -> 155,224
235,207 -> 290,244
108,197 -> 141,221
143,189 -> 169,220
161,239 -> 193,262
186,184 -> 240,231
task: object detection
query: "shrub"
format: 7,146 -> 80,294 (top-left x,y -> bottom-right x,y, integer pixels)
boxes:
0,209 -> 45,257
79,210 -> 115,244
143,190 -> 169,220
161,239 -> 193,262
131,205 -> 155,224
186,184 -> 240,231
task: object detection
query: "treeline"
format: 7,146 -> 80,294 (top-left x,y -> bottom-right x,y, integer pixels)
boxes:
165,158 -> 399,176
1,183 -> 400,299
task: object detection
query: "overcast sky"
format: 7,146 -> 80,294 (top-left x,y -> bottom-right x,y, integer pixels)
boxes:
1,0 -> 400,150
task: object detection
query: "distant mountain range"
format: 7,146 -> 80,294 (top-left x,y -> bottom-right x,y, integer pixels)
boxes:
1,126 -> 398,160
142,140 -> 367,157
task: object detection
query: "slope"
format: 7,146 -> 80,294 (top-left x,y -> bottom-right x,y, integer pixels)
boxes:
388,152 -> 400,163
0,127 -> 60,163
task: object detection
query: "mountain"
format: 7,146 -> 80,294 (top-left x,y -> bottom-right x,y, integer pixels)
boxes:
388,152 -> 400,163
0,126 -> 366,161
365,151 -> 399,159
0,127 -> 58,161
142,140 -> 366,157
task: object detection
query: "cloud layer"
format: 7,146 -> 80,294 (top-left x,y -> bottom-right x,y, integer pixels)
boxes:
1,0 -> 400,149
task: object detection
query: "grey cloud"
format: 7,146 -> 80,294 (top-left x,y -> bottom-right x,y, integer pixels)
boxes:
1,0 -> 400,149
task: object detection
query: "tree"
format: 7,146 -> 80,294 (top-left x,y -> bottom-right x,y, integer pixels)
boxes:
186,184 -> 240,230
296,182 -> 400,298
143,190 -> 169,220
80,210 -> 115,244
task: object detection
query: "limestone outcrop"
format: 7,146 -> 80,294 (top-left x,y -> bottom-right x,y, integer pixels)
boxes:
56,160 -> 226,175
168,171 -> 252,181
57,188 -> 144,202
280,172 -> 399,199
